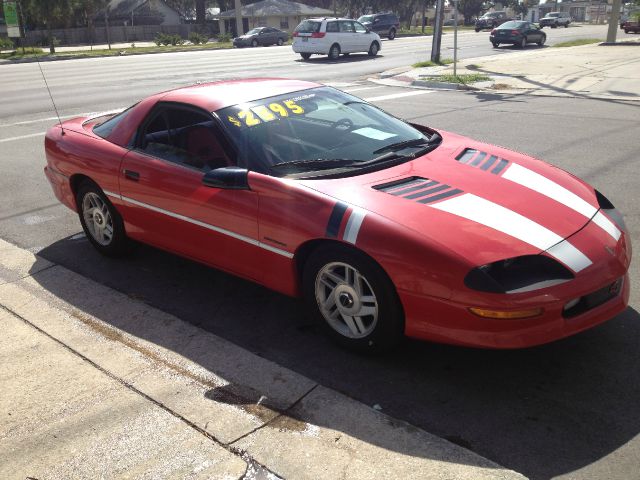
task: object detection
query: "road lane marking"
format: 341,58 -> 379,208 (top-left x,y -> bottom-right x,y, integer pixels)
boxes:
364,90 -> 433,102
342,86 -> 385,93
0,108 -> 124,128
0,132 -> 46,143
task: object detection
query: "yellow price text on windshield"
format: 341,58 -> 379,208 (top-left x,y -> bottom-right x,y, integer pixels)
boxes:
227,100 -> 305,127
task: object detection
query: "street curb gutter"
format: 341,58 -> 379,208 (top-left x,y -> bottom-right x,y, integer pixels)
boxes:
0,238 -> 528,479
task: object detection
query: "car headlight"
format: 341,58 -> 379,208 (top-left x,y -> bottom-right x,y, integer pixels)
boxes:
596,190 -> 627,232
465,255 -> 574,294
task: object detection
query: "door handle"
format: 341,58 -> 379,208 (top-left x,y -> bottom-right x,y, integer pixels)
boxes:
123,169 -> 140,181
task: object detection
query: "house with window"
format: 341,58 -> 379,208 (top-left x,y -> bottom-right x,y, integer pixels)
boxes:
98,0 -> 182,26
218,0 -> 334,36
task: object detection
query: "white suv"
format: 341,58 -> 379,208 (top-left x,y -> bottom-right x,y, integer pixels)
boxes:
292,18 -> 382,60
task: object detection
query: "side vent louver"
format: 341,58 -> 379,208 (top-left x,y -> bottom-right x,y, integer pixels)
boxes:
374,177 -> 463,204
456,148 -> 509,175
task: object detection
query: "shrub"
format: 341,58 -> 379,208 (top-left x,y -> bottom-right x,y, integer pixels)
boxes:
189,32 -> 208,45
0,36 -> 15,50
216,32 -> 232,43
154,33 -> 184,46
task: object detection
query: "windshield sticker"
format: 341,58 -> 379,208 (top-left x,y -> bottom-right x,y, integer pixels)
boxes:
352,127 -> 397,141
226,98 -> 305,128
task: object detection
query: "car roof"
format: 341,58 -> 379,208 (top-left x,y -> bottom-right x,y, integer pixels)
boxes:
159,78 -> 321,112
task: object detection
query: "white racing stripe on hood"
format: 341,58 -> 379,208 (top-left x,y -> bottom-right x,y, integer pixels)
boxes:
502,163 -> 621,241
429,193 -> 592,272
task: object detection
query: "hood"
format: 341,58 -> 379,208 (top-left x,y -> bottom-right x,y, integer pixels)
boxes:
302,131 -> 606,268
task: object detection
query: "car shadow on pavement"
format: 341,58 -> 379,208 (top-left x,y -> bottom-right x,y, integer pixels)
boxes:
34,235 -> 640,479
295,54 -> 383,64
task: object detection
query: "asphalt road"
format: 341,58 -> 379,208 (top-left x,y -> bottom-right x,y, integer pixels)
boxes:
1,24 -> 639,480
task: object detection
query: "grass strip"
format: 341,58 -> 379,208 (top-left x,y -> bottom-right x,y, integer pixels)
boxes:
412,58 -> 454,68
421,73 -> 491,84
553,38 -> 601,47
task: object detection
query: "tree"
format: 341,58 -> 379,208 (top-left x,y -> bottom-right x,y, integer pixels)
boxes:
22,0 -> 76,53
454,0 -> 484,25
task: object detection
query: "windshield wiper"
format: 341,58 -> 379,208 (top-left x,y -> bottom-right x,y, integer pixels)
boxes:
372,133 -> 441,154
270,158 -> 358,172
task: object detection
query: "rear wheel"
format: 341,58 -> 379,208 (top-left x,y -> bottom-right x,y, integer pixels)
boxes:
303,245 -> 404,353
368,41 -> 379,57
388,28 -> 396,40
76,181 -> 128,257
300,52 -> 311,60
519,36 -> 527,48
328,43 -> 341,60
492,42 -> 499,48
277,38 -> 284,46
475,28 -> 481,32
564,23 -> 568,28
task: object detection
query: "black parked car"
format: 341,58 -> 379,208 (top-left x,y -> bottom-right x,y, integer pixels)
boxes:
490,21 -> 546,48
357,13 -> 400,39
233,27 -> 289,47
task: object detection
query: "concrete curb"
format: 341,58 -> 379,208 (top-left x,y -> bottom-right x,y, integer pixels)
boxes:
0,238 -> 527,479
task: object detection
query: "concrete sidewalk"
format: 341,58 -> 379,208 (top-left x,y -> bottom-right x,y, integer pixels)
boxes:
0,238 -> 526,480
372,41 -> 640,101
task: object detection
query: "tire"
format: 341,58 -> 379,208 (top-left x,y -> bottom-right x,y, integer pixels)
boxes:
368,41 -> 379,57
76,181 -> 128,257
303,245 -> 404,353
564,22 -> 568,28
537,35 -> 546,46
519,36 -> 527,48
277,38 -> 284,46
251,39 -> 258,47
328,43 -> 340,60
388,28 -> 396,40
300,52 -> 311,60
475,28 -> 481,32
551,24 -> 557,28
492,42 -> 499,48
624,29 -> 629,34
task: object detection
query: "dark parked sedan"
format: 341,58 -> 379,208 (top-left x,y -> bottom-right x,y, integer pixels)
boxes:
233,27 -> 289,47
490,21 -> 546,48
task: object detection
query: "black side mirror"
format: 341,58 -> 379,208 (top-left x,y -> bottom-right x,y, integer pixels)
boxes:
202,167 -> 249,190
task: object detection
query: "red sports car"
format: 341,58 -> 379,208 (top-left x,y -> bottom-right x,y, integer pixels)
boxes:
44,79 -> 631,352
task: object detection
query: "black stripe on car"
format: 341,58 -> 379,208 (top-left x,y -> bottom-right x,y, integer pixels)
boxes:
374,176 -> 427,193
417,188 -> 464,204
326,202 -> 349,238
404,183 -> 449,200
457,148 -> 509,175
392,180 -> 439,197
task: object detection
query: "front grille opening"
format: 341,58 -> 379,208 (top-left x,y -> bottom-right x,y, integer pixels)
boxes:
563,278 -> 623,318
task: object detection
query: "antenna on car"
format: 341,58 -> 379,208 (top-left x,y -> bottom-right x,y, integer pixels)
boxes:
36,61 -> 65,135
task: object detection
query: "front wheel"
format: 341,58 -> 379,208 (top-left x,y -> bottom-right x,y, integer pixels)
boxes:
537,36 -> 546,46
368,41 -> 379,57
519,36 -> 527,48
251,39 -> 258,47
564,23 -> 568,28
328,43 -> 341,60
388,28 -> 396,40
303,246 -> 404,353
475,28 -> 481,32
300,52 -> 311,60
492,42 -> 499,48
76,181 -> 128,257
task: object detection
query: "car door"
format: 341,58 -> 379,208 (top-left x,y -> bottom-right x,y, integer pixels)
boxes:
263,28 -> 276,45
353,21 -> 371,50
118,102 -> 263,281
338,20 -> 357,52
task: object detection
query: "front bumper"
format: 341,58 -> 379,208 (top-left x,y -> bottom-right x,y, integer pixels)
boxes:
400,216 -> 632,349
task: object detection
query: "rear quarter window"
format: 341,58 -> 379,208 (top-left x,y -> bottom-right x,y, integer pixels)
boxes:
295,20 -> 321,33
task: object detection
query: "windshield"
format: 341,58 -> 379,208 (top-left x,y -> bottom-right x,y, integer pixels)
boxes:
294,20 -> 321,33
216,87 -> 438,178
358,15 -> 374,23
548,13 -> 560,17
246,28 -> 261,35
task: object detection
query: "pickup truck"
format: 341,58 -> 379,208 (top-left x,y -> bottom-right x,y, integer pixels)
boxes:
539,12 -> 571,28
475,11 -> 512,32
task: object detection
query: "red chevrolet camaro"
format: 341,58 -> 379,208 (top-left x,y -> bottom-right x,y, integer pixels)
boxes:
44,79 -> 631,352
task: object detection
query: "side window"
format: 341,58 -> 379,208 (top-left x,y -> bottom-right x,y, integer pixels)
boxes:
354,21 -> 367,33
326,21 -> 339,32
339,21 -> 355,33
138,105 -> 232,170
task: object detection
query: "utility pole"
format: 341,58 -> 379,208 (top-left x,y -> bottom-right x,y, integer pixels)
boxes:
607,0 -> 622,43
453,0 -> 458,77
104,9 -> 111,49
430,0 -> 445,62
234,0 -> 243,36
